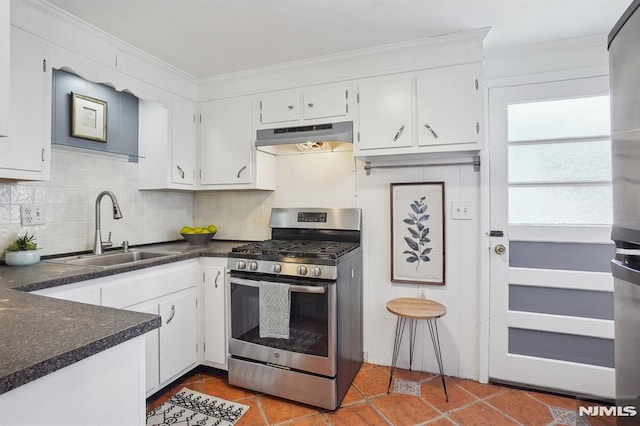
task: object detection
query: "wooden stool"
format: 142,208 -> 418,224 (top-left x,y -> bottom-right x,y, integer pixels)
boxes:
386,297 -> 448,401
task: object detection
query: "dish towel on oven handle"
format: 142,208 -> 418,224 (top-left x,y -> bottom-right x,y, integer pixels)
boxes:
259,281 -> 290,339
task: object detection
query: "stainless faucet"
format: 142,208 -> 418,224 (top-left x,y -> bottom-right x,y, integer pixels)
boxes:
93,191 -> 123,255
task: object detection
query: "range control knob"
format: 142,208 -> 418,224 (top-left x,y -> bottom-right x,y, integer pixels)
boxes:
311,266 -> 322,277
297,265 -> 308,276
273,263 -> 282,273
236,260 -> 246,270
249,261 -> 258,271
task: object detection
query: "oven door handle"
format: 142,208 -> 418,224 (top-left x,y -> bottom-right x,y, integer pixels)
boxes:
230,277 -> 326,294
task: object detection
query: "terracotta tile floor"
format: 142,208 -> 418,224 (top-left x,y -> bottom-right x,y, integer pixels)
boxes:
146,363 -> 614,425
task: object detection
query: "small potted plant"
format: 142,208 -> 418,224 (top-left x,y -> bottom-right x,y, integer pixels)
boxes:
4,232 -> 40,266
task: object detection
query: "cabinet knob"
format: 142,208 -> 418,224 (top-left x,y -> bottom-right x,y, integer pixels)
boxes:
287,105 -> 294,110
424,123 -> 439,139
393,125 -> 406,141
307,102 -> 314,108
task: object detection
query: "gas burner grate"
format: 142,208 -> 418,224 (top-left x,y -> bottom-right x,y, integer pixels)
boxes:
231,239 -> 359,259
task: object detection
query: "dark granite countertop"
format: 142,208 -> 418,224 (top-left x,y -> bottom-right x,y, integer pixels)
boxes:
0,239 -> 243,396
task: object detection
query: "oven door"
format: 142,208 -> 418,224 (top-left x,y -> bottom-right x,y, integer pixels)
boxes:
229,274 -> 336,377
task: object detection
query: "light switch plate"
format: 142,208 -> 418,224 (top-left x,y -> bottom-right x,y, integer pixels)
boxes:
452,200 -> 472,220
20,204 -> 46,226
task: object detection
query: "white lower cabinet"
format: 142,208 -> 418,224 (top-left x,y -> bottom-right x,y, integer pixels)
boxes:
158,288 -> 198,383
97,260 -> 199,395
200,258 -> 228,369
30,257 -> 228,396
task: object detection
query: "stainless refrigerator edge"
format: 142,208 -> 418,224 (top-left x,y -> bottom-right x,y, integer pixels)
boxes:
609,0 -> 640,418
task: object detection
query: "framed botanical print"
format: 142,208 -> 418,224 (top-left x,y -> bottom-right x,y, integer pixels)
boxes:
390,182 -> 445,285
71,92 -> 107,142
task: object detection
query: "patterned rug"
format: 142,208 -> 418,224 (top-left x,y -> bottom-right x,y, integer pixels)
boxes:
147,387 -> 249,426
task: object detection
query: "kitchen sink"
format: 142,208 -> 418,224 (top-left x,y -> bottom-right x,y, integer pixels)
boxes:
44,249 -> 181,269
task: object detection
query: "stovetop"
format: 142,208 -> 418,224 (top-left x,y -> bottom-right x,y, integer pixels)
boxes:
230,239 -> 359,260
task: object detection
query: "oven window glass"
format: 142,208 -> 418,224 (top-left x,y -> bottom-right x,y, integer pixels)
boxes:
230,281 -> 330,357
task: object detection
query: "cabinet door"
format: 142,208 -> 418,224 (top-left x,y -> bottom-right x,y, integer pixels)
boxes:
0,0 -> 9,137
0,28 -> 50,179
259,91 -> 300,124
171,96 -> 196,186
303,83 -> 349,121
159,288 -> 197,383
200,97 -> 252,185
417,65 -> 478,147
128,302 -> 160,394
203,265 -> 227,366
357,78 -> 413,150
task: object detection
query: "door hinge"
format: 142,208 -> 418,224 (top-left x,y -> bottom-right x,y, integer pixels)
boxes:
42,59 -> 46,72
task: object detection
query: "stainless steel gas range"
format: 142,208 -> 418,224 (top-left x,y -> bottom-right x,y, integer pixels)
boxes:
227,207 -> 363,410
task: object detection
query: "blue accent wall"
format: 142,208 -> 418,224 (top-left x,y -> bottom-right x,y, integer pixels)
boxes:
52,69 -> 139,162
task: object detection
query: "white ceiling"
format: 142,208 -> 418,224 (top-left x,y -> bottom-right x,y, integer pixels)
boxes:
45,0 -> 633,79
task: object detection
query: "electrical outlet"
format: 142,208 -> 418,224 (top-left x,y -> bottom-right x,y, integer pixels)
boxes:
418,286 -> 428,299
20,204 -> 46,226
452,200 -> 472,220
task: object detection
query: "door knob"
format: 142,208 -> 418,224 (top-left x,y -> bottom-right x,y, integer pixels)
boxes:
494,244 -> 506,255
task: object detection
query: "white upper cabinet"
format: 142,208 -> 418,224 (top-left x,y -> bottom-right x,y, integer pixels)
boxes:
256,82 -> 351,127
170,96 -> 197,186
416,64 -> 480,147
0,27 -> 51,180
357,77 -> 414,150
138,94 -> 197,190
0,0 -> 9,137
199,96 -> 275,190
302,83 -> 349,121
260,91 -> 300,124
354,62 -> 483,158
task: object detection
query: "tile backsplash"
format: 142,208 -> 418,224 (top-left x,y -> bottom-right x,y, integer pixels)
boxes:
0,148 -> 194,257
194,190 -> 273,242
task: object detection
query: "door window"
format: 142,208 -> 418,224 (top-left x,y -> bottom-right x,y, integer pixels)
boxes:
507,95 -> 612,226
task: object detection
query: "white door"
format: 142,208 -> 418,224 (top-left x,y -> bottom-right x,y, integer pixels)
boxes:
199,97 -> 252,184
357,77 -> 413,150
416,64 -> 478,147
171,95 -> 196,186
488,76 -> 616,399
203,264 -> 227,367
159,288 -> 197,382
302,83 -> 349,121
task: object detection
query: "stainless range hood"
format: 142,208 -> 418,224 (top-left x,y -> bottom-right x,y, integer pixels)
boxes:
256,121 -> 353,154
